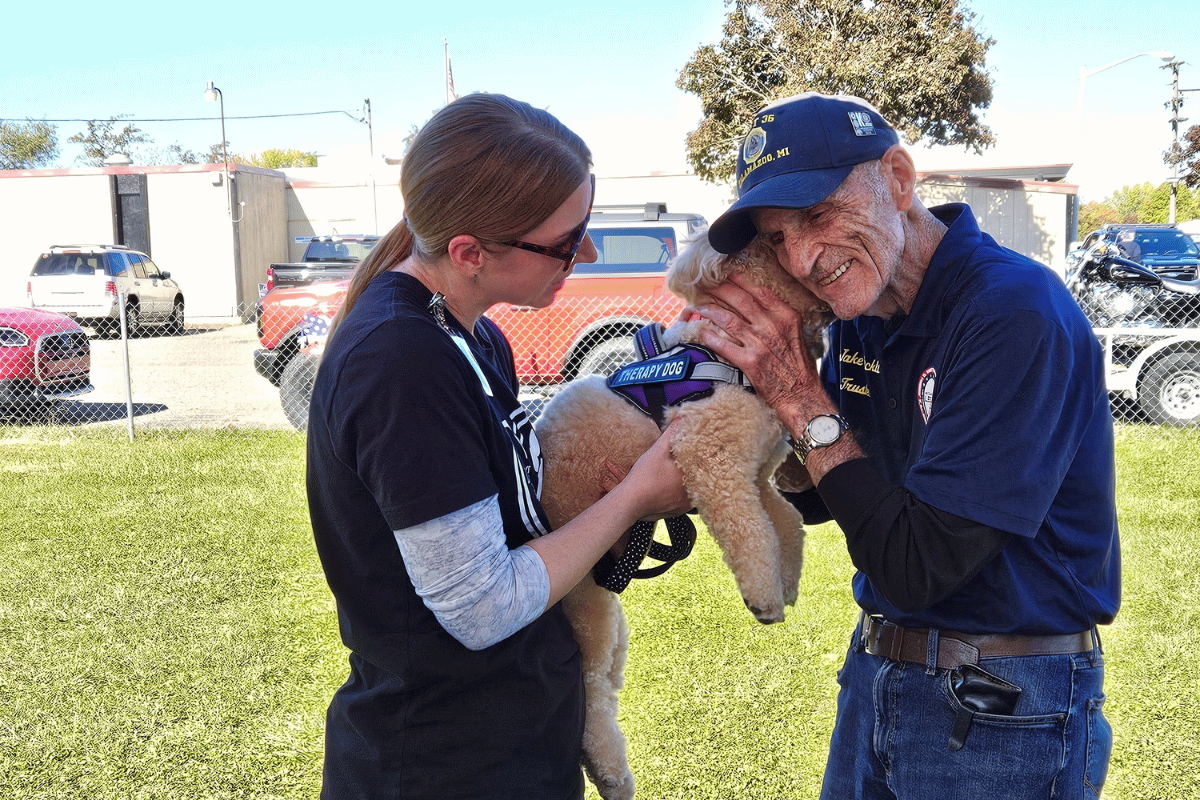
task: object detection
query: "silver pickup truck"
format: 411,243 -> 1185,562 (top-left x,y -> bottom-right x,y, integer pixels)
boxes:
265,235 -> 379,292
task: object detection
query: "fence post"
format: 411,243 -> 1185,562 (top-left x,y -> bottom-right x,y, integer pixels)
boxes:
119,291 -> 135,442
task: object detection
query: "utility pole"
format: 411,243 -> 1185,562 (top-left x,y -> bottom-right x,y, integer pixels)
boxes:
364,99 -> 378,234
1164,61 -> 1200,223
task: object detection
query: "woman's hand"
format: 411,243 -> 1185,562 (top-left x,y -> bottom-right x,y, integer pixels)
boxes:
620,421 -> 692,521
529,422 -> 690,607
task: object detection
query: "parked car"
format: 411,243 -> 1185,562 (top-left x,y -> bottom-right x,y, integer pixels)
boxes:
26,244 -> 186,336
254,203 -> 708,429
490,202 -> 707,382
0,307 -> 93,419
1070,224 -> 1200,281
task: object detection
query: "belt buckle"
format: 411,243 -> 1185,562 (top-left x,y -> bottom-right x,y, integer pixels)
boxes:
863,616 -> 881,652
864,616 -> 895,658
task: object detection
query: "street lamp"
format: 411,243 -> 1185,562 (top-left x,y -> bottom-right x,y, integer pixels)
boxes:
1073,51 -> 1174,240
350,98 -> 378,233
1078,50 -> 1175,114
203,80 -> 241,222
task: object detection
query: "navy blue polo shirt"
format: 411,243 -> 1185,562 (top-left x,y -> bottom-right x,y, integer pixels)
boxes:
822,204 -> 1120,635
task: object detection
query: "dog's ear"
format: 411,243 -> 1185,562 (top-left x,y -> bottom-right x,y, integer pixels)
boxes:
666,228 -> 724,303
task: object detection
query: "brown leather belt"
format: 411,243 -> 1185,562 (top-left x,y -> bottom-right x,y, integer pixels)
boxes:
862,615 -> 1096,670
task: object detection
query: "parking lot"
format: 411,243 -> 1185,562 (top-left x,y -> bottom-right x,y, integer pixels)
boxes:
21,323 -> 293,431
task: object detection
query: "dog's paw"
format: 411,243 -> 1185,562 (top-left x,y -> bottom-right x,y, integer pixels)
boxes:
595,769 -> 635,800
744,598 -> 784,624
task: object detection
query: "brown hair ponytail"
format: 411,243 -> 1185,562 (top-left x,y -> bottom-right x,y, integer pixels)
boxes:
329,93 -> 591,336
330,220 -> 414,333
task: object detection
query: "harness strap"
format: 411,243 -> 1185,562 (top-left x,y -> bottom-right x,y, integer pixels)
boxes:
591,515 -> 697,593
690,361 -> 753,387
634,323 -> 667,360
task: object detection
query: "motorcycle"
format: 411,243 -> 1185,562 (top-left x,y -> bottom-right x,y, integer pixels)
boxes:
1065,240 -> 1200,329
1064,240 -> 1200,426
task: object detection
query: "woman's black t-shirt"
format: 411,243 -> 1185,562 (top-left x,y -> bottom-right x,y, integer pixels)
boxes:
307,272 -> 584,799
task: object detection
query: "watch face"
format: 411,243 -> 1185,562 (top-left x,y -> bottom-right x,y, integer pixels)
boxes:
809,415 -> 843,445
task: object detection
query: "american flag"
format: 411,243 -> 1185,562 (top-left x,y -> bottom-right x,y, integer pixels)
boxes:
444,38 -> 458,104
301,312 -> 331,345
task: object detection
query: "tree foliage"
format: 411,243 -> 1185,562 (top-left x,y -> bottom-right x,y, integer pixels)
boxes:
205,143 -> 317,169
140,142 -> 203,165
676,0 -> 996,182
1078,181 -> 1200,236
252,148 -> 318,169
1171,123 -> 1200,189
0,119 -> 60,169
68,115 -> 150,166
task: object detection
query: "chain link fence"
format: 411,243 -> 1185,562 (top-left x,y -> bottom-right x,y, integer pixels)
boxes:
2,281 -> 1198,438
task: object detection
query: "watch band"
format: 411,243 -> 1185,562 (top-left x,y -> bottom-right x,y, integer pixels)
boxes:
791,414 -> 850,465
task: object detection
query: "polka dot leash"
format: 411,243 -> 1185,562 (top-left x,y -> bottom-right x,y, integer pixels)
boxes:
592,515 -> 697,593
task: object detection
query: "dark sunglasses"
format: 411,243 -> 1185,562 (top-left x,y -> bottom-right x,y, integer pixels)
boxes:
504,175 -> 595,270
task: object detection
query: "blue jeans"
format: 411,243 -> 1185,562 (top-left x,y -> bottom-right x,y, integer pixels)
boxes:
819,621 -> 1111,799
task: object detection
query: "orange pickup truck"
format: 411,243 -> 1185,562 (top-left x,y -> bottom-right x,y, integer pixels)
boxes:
254,204 -> 707,429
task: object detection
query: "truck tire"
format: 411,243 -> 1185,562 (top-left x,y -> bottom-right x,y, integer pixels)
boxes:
575,337 -> 637,378
280,352 -> 320,431
1138,353 -> 1200,426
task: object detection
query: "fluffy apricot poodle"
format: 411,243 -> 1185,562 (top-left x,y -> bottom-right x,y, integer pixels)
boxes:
534,232 -> 834,800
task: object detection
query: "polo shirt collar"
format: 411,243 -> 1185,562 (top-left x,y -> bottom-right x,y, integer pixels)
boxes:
852,203 -> 981,345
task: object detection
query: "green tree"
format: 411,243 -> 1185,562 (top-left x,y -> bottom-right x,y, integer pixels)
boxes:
1165,183 -> 1199,222
1077,181 -> 1199,233
676,0 -> 996,183
1138,183 -> 1174,223
1107,183 -> 1156,223
0,118 -> 60,169
1077,201 -> 1119,239
204,144 -> 316,168
207,142 -> 242,165
253,148 -> 318,169
68,115 -> 150,166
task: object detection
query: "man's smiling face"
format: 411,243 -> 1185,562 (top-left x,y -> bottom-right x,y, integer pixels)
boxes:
750,160 -> 910,320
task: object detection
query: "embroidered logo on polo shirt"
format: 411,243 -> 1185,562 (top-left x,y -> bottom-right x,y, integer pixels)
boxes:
918,367 -> 937,423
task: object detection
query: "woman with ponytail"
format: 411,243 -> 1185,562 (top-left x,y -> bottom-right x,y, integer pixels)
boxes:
307,93 -> 690,799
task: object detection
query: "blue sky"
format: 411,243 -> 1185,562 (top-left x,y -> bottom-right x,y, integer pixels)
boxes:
1,0 -> 1192,203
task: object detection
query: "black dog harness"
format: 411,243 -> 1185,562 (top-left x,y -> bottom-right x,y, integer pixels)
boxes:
591,324 -> 756,593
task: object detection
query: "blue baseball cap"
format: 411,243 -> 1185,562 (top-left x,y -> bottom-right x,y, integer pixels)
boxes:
707,93 -> 900,254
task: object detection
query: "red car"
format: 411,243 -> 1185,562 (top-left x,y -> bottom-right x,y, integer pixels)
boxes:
0,307 -> 93,416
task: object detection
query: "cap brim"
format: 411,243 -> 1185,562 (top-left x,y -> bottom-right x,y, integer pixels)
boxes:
707,164 -> 856,254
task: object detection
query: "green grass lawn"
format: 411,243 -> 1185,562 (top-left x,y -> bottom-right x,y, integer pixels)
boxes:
0,428 -> 1197,798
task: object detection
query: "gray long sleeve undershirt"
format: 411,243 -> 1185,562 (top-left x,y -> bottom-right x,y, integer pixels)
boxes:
393,494 -> 551,651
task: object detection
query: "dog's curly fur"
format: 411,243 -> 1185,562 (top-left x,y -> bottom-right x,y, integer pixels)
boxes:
534,233 -> 833,799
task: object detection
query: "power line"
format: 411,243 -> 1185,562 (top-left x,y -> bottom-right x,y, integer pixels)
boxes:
1,110 -> 365,124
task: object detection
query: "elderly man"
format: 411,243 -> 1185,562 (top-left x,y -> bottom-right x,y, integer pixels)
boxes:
696,93 -> 1120,799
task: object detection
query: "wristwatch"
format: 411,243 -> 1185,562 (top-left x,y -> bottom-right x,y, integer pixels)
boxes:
791,414 -> 850,465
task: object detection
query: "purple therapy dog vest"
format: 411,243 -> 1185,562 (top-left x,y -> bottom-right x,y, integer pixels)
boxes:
606,323 -> 754,427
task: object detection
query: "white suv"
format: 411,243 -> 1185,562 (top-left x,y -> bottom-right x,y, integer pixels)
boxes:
27,244 -> 185,336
